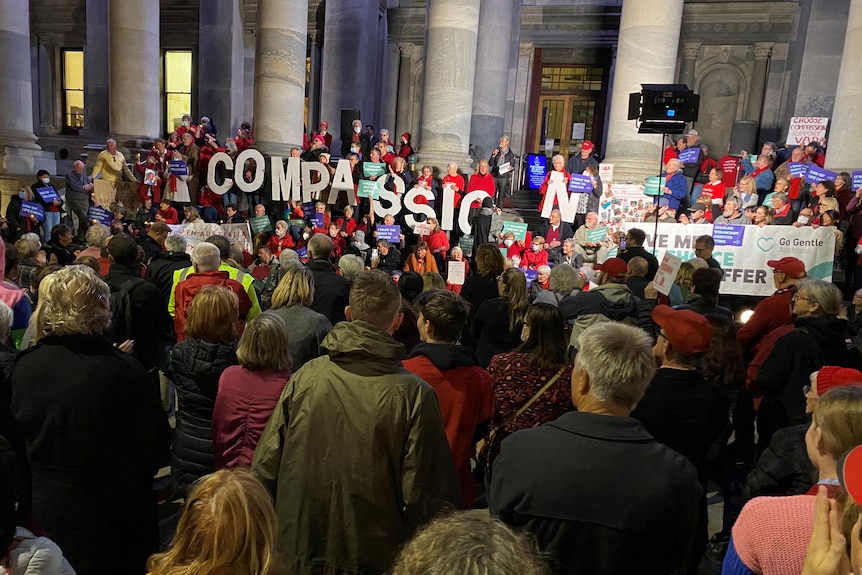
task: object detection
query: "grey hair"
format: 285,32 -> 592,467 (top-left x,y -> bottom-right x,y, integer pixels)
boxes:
0,301 -> 12,339
279,249 -> 300,266
548,263 -> 579,294
85,224 -> 110,248
686,257 -> 709,270
552,154 -> 565,165
725,196 -> 740,208
575,323 -> 656,409
562,238 -> 575,248
772,191 -> 788,203
164,234 -> 188,253
666,158 -> 682,170
337,254 -> 365,283
537,265 -> 551,276
191,242 -> 221,272
797,278 -> 842,316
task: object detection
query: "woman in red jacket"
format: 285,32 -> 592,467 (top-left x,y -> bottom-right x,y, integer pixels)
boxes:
335,205 -> 358,238
521,236 -> 549,270
155,198 -> 179,225
267,220 -> 295,256
467,159 -> 496,212
538,154 -> 570,215
212,313 -> 292,469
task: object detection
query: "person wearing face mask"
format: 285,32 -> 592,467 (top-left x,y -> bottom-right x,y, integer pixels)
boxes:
397,133 -> 414,159
341,119 -> 371,158
194,115 -> 217,145
176,114 -> 196,139
6,186 -> 38,241
521,237 -> 549,271
267,220 -> 296,257
31,170 -> 64,241
343,230 -> 371,265
793,207 -> 814,228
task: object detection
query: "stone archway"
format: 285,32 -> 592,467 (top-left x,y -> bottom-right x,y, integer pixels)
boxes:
695,66 -> 746,157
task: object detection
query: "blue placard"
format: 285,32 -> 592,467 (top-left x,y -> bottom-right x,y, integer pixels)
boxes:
35,185 -> 60,203
851,171 -> 862,191
301,202 -> 316,219
804,165 -> 837,185
168,159 -> 188,176
568,174 -> 593,193
526,154 -> 547,190
376,225 -> 401,243
711,224 -> 746,247
788,162 -> 808,179
296,246 -> 308,259
312,212 -> 324,228
87,205 -> 113,226
19,201 -> 45,223
678,147 -> 700,164
524,269 -> 538,284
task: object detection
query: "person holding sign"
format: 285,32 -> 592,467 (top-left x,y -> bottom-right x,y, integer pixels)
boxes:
538,155 -> 570,216
490,135 -> 516,206
660,159 -> 688,216
445,246 -> 469,294
31,170 -> 64,241
65,160 -> 95,241
741,151 -> 776,205
466,160 -> 495,217
572,212 -> 610,266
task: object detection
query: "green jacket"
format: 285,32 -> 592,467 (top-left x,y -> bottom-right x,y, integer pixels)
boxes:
252,320 -> 460,575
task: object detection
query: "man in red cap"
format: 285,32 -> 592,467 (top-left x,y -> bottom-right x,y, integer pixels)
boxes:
559,256 -> 638,352
565,140 -> 598,177
737,256 -> 807,354
633,304 -> 730,573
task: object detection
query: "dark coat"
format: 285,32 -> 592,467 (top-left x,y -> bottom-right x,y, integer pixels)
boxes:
539,221 -> 575,244
470,297 -> 524,368
743,424 -> 815,501
168,337 -> 238,496
376,246 -> 402,275
306,258 -> 352,325
145,250 -> 192,305
11,335 -> 169,575
490,411 -> 700,575
619,246 -> 659,281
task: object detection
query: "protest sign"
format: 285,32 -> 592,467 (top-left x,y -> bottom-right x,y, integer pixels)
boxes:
357,180 -> 380,199
376,225 -> 401,243
524,269 -> 538,284
459,236 -> 474,257
587,227 -> 609,243
786,117 -> 828,146
413,222 -> 431,236
447,260 -> 466,285
643,176 -> 666,196
502,221 -> 528,241
167,222 -> 252,254
620,222 -> 835,296
852,171 -> 862,191
652,252 -> 683,296
168,160 -> 188,176
93,179 -> 141,211
19,201 -> 44,222
568,174 -> 593,193
35,186 -> 60,203
678,147 -> 700,164
712,225 -> 746,247
598,163 -> 613,183
363,163 -> 386,178
249,215 -> 273,234
87,205 -> 113,226
804,165 -> 837,185
788,162 -> 808,179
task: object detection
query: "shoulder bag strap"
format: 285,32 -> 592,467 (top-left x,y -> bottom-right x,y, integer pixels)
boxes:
492,365 -> 567,435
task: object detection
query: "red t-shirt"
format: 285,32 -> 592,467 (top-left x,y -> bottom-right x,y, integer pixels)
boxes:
442,174 -> 466,208
719,155 -> 741,188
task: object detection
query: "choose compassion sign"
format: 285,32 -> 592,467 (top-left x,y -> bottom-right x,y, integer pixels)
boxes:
206,149 -> 492,234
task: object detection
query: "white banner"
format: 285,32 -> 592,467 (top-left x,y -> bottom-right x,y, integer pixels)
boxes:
619,223 -> 835,296
786,116 -> 829,147
168,222 -> 252,254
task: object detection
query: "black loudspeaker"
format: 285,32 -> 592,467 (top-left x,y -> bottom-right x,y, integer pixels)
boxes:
340,109 -> 361,139
729,121 -> 759,156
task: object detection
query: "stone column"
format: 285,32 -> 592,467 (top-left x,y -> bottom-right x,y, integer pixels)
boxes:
419,0 -> 482,172
109,0 -> 160,143
470,0 -> 519,162
602,0 -> 685,182
382,42 -> 400,137
0,0 -> 55,175
679,42 -> 701,89
253,0 -> 308,156
825,0 -> 862,172
199,0 -> 245,134
746,42 -> 773,123
84,0 -> 109,140
395,43 -> 416,140
307,35 -> 322,131
320,0 -> 378,156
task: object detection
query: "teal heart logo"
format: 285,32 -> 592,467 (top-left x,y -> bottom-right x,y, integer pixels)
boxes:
757,237 -> 775,252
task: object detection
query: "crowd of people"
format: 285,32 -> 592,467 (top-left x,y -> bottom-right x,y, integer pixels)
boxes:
2,115 -> 862,575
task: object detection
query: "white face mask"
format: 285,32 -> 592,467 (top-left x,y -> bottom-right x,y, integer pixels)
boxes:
354,126 -> 362,134
41,177 -> 51,185
351,147 -> 360,154
276,228 -> 286,238
797,215 -> 810,225
354,241 -> 362,248
532,244 -> 542,253
302,232 -> 310,240
504,239 -> 514,248
182,120 -> 190,127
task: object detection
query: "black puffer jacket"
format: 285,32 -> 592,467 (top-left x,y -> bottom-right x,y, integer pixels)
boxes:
168,337 -> 238,495
743,424 -> 815,501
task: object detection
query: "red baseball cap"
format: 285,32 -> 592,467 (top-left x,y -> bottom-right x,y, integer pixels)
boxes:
581,140 -> 594,152
652,304 -> 713,356
815,366 -> 862,396
596,257 -> 627,280
767,256 -> 806,279
839,445 -> 862,505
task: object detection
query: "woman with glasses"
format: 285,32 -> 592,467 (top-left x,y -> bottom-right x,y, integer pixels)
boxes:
756,279 -> 862,450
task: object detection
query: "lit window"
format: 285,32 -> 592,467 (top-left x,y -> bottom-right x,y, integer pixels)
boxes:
164,50 -> 193,135
62,49 -> 84,130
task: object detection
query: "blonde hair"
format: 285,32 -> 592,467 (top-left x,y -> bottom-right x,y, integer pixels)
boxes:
675,261 -> 695,291
184,285 -> 239,343
820,197 -> 839,212
148,469 -> 283,575
236,313 -> 292,372
422,272 -> 445,291
32,265 -> 111,343
271,267 -> 315,309
813,386 -> 862,461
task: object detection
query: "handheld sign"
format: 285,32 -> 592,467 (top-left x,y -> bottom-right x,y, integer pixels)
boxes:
788,162 -> 808,179
643,176 -> 666,196
413,222 -> 432,236
357,180 -> 379,199
502,221 -> 528,242
498,161 -> 513,175
376,225 -> 401,243
678,147 -> 700,164
712,224 -> 746,247
35,186 -> 60,204
804,165 -> 837,185
652,252 -> 682,296
312,212 -> 325,228
363,162 -> 387,178
19,201 -> 45,222
168,159 -> 188,176
249,215 -> 273,234
144,168 -> 158,186
288,219 -> 306,229
524,269 -> 538,285
586,227 -> 609,243
447,260 -> 466,285
301,202 -> 316,220
87,205 -> 113,226
568,174 -> 593,194
459,236 -> 474,257
853,171 -> 862,191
